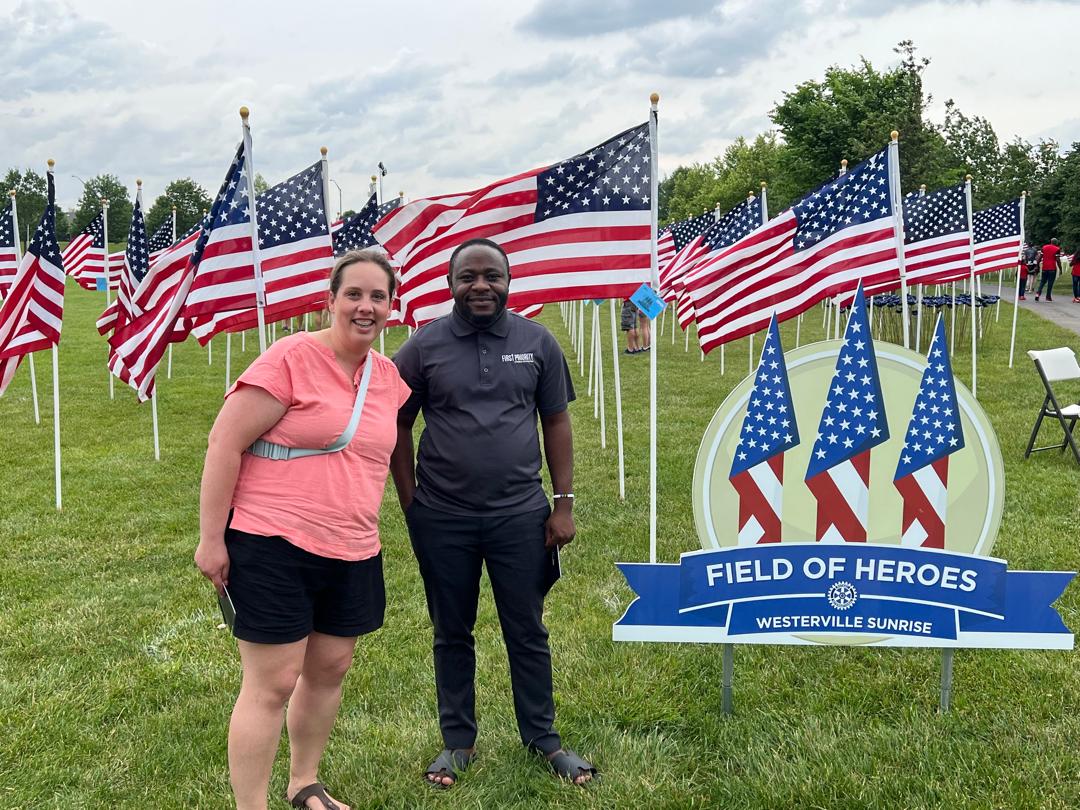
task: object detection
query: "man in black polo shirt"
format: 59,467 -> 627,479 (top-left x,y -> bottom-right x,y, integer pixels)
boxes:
391,238 -> 596,787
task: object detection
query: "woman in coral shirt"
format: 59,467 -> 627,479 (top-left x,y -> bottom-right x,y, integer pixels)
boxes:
196,249 -> 411,810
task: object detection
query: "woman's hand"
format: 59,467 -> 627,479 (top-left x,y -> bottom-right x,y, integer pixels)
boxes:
195,537 -> 230,595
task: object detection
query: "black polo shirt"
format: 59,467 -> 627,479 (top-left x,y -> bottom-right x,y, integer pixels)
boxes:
394,307 -> 575,516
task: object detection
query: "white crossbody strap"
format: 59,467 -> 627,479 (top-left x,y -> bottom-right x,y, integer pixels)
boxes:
248,353 -> 374,461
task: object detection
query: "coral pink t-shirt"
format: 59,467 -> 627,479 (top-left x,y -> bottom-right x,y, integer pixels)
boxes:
225,332 -> 412,561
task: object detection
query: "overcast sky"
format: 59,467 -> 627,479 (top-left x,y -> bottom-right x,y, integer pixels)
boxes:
2,0 -> 1078,213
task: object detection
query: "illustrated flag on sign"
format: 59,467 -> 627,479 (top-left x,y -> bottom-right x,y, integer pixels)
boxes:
333,194 -> 401,256
674,195 -> 763,330
109,145 -> 247,400
0,197 -> 17,299
61,211 -> 107,290
97,193 -> 150,335
728,314 -> 800,545
804,283 -> 889,543
657,211 -> 713,302
973,198 -> 1023,276
893,317 -> 965,548
147,221 -> 174,263
0,171 -> 65,395
372,122 -> 653,326
186,159 -> 335,342
685,146 -> 899,351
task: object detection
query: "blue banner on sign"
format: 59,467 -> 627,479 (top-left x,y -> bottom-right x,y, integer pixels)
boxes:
630,283 -> 666,319
613,544 -> 1075,648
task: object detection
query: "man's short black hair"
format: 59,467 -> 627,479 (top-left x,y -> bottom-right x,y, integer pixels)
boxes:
448,238 -> 510,278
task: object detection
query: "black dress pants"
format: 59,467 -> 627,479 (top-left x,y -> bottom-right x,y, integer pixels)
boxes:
1036,270 -> 1056,299
405,500 -> 560,755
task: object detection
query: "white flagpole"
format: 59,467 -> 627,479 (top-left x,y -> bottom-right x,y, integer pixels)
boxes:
587,303 -> 596,399
239,106 -> 268,353
46,160 -> 62,509
226,332 -> 232,392
609,299 -> 625,499
8,191 -> 40,423
887,131 -> 911,349
578,299 -> 585,376
648,92 -> 659,564
208,337 -> 213,365
150,391 -> 160,461
749,183 -> 768,374
1009,191 -> 1027,368
830,161 -> 847,339
964,175 -> 977,397
102,197 -> 115,398
596,304 -> 607,447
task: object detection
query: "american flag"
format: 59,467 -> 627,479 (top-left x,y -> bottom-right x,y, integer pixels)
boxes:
97,192 -> 150,335
804,284 -> 889,543
973,198 -> 1022,276
110,145 -> 247,400
147,221 -> 174,263
674,196 -> 763,330
61,211 -> 107,290
899,183 -> 971,288
373,122 -> 653,326
656,226 -> 675,278
0,170 -> 65,395
185,159 -> 334,343
657,211 -> 713,301
333,194 -> 401,256
0,197 -> 17,299
509,303 -> 544,319
893,317 -> 964,548
728,314 -> 800,545
685,146 -> 900,351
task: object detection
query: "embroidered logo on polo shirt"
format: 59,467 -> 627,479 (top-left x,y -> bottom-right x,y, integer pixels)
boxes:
501,352 -> 535,364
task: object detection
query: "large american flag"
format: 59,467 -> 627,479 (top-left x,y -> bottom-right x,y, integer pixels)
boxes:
804,285 -> 889,543
674,196 -> 763,330
657,211 -> 713,302
97,193 -> 150,335
973,198 -> 1022,276
900,183 -> 972,288
728,314 -> 800,545
61,211 -> 107,290
109,145 -> 247,400
0,171 -> 65,395
0,197 -> 17,299
685,146 -> 900,351
185,159 -> 334,343
893,316 -> 964,549
373,121 -> 653,326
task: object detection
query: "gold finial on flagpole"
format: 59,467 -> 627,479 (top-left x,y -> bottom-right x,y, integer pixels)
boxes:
761,181 -> 767,189
8,190 -> 14,199
920,183 -> 927,192
320,146 -> 328,157
371,175 -> 377,183
965,174 -> 973,182
239,106 -> 250,120
650,92 -> 659,104
1022,190 -> 1028,198
172,205 -> 177,211
891,130 -> 899,141
47,159 -> 55,170
136,178 -> 142,187
840,159 -> 848,170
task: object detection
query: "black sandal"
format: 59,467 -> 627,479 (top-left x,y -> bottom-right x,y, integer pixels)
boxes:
288,782 -> 341,809
545,748 -> 599,785
424,748 -> 475,789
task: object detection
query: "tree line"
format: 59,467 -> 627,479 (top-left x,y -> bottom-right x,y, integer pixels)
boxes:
658,41 -> 1078,249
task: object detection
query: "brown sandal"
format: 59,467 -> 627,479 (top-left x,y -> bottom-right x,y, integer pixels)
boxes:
288,782 -> 341,809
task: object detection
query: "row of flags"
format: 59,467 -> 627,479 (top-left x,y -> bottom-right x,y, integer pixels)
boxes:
731,287 -> 963,549
0,115 -> 1024,408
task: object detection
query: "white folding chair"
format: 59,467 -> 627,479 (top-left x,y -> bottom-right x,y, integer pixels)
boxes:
1025,348 -> 1080,464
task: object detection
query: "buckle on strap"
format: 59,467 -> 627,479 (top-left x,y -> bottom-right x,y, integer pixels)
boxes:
248,439 -> 293,460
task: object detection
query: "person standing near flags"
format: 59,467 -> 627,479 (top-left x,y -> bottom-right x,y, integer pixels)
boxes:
390,238 -> 597,787
1035,238 -> 1062,301
195,249 -> 412,810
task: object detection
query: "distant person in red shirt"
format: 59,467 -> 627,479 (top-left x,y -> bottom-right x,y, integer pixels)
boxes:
1070,248 -> 1080,302
1035,238 -> 1062,301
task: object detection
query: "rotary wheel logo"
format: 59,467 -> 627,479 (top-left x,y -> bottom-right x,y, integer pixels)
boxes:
827,581 -> 858,611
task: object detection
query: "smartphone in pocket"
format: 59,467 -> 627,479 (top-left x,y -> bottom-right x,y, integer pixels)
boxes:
217,586 -> 237,631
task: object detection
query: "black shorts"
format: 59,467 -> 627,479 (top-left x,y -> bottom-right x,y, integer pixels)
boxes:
224,528 -> 385,644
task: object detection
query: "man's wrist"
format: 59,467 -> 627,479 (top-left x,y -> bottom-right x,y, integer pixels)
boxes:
552,492 -> 574,509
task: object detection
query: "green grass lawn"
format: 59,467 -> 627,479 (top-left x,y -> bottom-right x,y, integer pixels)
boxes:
1,285 -> 1078,808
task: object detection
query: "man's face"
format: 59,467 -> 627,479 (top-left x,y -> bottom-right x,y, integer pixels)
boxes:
449,244 -> 510,324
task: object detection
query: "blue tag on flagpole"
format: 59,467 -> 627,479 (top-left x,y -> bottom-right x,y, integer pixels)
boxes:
95,277 -> 106,291
630,283 -> 666,320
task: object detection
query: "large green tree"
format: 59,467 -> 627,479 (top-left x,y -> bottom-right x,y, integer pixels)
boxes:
144,178 -> 213,239
72,174 -> 132,243
770,41 -> 954,198
3,168 -> 47,246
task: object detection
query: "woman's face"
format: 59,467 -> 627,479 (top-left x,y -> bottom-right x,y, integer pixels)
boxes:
328,261 -> 392,345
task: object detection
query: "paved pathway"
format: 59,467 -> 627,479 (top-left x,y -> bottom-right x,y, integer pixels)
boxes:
1017,279 -> 1080,338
